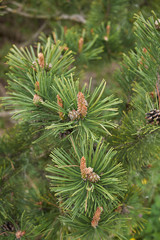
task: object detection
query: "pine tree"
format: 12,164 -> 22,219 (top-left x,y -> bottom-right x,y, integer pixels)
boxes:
2,2 -> 160,239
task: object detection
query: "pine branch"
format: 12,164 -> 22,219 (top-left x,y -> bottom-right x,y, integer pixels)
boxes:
46,138 -> 127,219
5,6 -> 86,23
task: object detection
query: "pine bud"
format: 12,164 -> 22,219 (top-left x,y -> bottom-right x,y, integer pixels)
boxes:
87,172 -> 100,183
33,94 -> 43,105
68,109 -> 80,121
77,92 -> 88,118
78,37 -> 84,53
35,81 -> 40,91
38,53 -> 44,68
57,95 -> 64,120
16,230 -> 25,239
91,207 -> 103,228
80,156 -> 87,179
106,24 -> 110,37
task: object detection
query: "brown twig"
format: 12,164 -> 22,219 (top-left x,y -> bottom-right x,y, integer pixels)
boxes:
5,7 -> 49,19
5,6 -> 86,23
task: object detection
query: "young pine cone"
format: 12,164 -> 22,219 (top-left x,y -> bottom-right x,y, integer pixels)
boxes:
80,157 -> 93,180
68,109 -> 80,121
87,172 -> 100,183
33,94 -> 43,105
38,53 -> 45,68
80,156 -> 87,179
91,207 -> 103,228
57,95 -> 64,120
145,109 -> 160,124
77,92 -> 88,118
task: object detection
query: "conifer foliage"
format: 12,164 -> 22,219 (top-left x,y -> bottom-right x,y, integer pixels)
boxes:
2,8 -> 160,240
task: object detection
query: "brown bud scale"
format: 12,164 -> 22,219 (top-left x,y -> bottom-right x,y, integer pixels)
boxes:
38,53 -> 44,68
57,95 -> 64,120
91,207 -> 103,228
77,92 -> 88,118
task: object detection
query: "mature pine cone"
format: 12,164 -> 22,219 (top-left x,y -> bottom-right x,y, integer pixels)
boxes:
0,222 -> 15,236
145,109 -> 160,124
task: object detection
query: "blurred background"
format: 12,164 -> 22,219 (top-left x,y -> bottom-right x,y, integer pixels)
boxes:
1,0 -> 160,239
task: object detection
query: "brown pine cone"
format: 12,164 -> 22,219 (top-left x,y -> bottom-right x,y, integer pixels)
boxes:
145,109 -> 160,124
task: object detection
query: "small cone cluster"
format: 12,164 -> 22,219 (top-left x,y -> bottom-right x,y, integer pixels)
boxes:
33,94 -> 43,105
68,109 -> 80,121
80,156 -> 100,182
87,172 -> 100,183
15,230 -> 25,239
38,53 -> 45,68
91,207 -> 103,228
57,95 -> 64,120
68,92 -> 88,121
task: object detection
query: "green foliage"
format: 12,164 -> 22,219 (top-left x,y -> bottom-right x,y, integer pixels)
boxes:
46,138 -> 126,218
43,76 -> 121,140
141,195 -> 160,240
3,40 -> 121,141
110,13 -> 160,173
3,38 -> 74,120
60,211 -> 126,240
2,3 -> 160,240
39,28 -> 104,66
